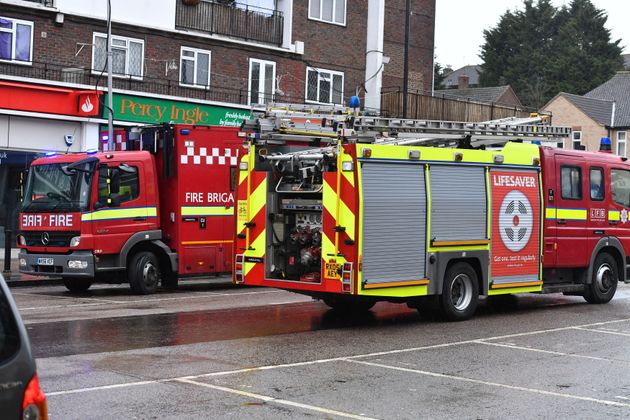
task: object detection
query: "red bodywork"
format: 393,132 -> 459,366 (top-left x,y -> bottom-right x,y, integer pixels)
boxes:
540,147 -> 630,270
19,125 -> 243,278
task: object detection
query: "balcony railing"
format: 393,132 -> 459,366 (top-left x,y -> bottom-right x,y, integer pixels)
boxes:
22,0 -> 55,7
0,60 -> 303,108
176,0 -> 284,46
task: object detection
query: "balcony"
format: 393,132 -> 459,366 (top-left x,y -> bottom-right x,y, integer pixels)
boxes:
22,0 -> 54,6
176,0 -> 284,46
0,60 -> 303,107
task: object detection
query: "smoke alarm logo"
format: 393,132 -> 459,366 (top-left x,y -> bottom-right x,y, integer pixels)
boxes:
499,190 -> 533,252
81,96 -> 94,113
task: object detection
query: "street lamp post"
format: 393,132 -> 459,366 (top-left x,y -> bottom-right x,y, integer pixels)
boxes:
107,0 -> 114,150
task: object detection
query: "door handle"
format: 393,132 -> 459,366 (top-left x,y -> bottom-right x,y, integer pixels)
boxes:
133,217 -> 147,222
557,219 -> 567,225
594,230 -> 605,235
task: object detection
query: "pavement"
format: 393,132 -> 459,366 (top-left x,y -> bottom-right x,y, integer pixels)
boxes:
11,281 -> 630,419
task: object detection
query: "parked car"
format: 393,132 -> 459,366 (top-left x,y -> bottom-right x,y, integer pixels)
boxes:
0,274 -> 47,419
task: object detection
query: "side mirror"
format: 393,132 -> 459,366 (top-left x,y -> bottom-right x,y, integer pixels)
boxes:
110,170 -> 121,194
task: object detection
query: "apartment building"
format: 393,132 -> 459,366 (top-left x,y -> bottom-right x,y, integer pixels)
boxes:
0,0 -> 435,241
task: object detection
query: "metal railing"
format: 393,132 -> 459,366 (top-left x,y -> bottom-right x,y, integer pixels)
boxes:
22,0 -> 55,7
176,0 -> 284,46
0,59 -> 303,108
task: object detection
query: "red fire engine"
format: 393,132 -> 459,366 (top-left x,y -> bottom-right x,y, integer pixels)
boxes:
235,107 -> 629,320
17,124 -> 242,294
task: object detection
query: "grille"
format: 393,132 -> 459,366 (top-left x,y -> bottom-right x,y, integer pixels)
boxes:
21,231 -> 79,247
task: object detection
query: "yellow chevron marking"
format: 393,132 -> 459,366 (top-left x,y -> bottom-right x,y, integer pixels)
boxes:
323,180 -> 355,241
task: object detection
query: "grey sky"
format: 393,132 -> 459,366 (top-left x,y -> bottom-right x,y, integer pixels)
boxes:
435,0 -> 629,70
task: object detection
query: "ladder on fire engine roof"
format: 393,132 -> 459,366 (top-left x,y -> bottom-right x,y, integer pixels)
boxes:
242,106 -> 572,149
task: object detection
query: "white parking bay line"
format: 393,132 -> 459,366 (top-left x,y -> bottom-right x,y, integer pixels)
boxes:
475,341 -> 621,363
45,316 -> 630,397
573,327 -> 630,338
176,378 -> 379,420
344,359 -> 630,409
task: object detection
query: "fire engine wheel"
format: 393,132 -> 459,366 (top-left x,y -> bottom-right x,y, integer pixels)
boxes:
440,262 -> 479,321
323,296 -> 375,313
128,251 -> 161,295
584,253 -> 618,304
62,278 -> 92,293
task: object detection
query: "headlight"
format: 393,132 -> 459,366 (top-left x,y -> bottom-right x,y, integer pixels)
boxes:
67,260 -> 88,269
17,234 -> 26,246
19,258 -> 27,267
69,236 -> 81,247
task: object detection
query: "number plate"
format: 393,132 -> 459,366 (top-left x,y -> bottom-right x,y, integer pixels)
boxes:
324,262 -> 341,279
37,258 -> 54,266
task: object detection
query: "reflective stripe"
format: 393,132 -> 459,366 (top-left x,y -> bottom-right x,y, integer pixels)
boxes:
544,207 -> 587,221
81,207 -> 157,222
181,206 -> 233,217
609,210 -> 621,221
556,208 -> 587,220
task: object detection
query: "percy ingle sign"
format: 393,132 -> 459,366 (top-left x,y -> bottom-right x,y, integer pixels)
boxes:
106,94 -> 250,127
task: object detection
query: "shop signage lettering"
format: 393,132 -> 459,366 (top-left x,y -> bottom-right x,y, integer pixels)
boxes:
106,94 -> 250,127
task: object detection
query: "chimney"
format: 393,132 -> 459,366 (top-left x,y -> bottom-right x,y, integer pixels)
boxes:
458,75 -> 469,90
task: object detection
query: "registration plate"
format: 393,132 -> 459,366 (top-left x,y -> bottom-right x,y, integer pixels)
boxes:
37,258 -> 54,266
324,262 -> 341,279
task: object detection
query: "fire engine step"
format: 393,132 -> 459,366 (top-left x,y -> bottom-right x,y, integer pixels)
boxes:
541,284 -> 585,294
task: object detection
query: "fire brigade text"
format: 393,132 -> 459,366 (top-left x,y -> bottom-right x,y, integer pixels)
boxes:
185,192 -> 234,204
492,175 -> 536,188
22,214 -> 74,227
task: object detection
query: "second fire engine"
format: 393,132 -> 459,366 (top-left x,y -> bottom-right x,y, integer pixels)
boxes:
234,105 -> 629,320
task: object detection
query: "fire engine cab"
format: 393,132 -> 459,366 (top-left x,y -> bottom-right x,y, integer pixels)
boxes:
17,124 -> 242,294
234,105 -> 630,320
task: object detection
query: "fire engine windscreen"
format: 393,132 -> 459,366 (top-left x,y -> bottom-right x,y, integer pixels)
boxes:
21,159 -> 97,213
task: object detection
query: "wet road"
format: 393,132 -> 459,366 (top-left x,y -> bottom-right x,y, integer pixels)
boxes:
12,279 -> 630,419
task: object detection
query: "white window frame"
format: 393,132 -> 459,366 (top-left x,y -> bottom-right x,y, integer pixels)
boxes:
91,32 -> 145,80
0,16 -> 34,65
305,67 -> 344,105
248,58 -> 276,106
572,131 -> 582,150
308,0 -> 346,26
617,131 -> 627,157
179,46 -> 211,89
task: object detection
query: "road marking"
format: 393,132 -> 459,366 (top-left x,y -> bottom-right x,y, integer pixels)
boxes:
475,341 -> 619,363
573,327 -> 630,338
344,359 -> 630,409
18,289 -> 288,311
45,316 -> 630,397
176,378 -> 379,420
47,380 -> 163,396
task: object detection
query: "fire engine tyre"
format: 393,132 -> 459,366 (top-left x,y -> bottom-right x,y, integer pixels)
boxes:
440,262 -> 479,321
128,251 -> 161,295
584,253 -> 618,304
62,278 -> 92,293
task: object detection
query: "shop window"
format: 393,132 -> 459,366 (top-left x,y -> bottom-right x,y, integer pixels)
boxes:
248,58 -> 275,105
611,169 -> 630,208
180,47 -> 210,88
306,67 -> 343,105
92,33 -> 144,79
308,0 -> 346,25
0,17 -> 33,64
561,165 -> 582,200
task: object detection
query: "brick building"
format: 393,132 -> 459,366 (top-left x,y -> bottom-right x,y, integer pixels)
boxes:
0,0 -> 436,244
